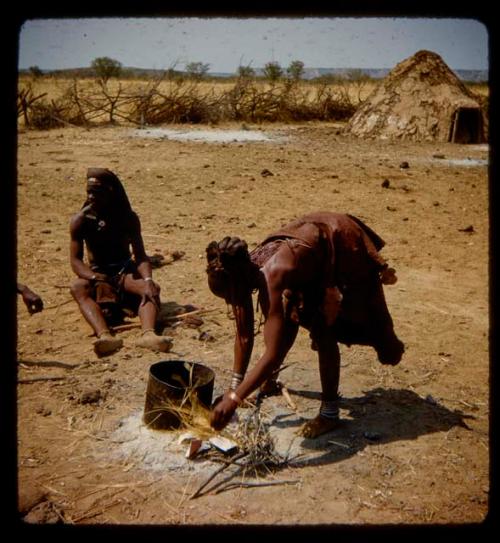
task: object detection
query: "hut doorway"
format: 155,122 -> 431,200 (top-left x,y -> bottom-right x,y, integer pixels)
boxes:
449,107 -> 483,143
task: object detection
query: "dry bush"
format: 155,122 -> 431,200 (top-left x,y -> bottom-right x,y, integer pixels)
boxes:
27,102 -> 66,129
127,78 -> 224,125
221,79 -> 357,122
17,75 -> 488,130
18,80 -> 100,128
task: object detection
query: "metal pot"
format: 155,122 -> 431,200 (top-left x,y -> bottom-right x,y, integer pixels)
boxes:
143,360 -> 215,430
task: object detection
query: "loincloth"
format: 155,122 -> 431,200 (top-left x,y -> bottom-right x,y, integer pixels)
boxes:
90,259 -> 140,321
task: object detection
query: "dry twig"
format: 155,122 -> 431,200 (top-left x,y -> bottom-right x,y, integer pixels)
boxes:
189,451 -> 248,499
214,479 -> 300,493
189,403 -> 291,499
18,376 -> 66,384
281,385 -> 297,410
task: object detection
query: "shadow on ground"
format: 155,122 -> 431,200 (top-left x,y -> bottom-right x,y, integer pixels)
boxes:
270,386 -> 475,467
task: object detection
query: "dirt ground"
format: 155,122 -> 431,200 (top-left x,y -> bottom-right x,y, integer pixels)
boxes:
13,121 -> 490,529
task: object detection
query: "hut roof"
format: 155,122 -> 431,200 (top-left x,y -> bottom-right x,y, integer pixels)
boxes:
345,50 -> 485,143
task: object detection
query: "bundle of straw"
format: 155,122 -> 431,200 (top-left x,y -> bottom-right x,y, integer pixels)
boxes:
144,386 -> 217,440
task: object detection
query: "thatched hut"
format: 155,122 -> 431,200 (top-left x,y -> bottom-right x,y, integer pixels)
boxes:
344,50 -> 485,143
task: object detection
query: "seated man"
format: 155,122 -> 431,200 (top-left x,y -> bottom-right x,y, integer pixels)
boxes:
17,283 -> 44,314
206,211 -> 404,438
69,167 -> 173,356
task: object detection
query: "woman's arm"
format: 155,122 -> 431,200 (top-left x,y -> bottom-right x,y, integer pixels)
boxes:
235,277 -> 297,400
231,294 -> 255,380
211,266 -> 298,430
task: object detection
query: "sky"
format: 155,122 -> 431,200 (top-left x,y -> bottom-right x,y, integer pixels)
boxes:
17,17 -> 489,74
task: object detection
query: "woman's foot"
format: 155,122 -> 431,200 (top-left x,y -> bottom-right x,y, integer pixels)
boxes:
136,329 -> 173,352
298,414 -> 341,439
93,331 -> 123,356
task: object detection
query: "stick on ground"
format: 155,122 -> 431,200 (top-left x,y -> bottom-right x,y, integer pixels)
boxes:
189,451 -> 247,500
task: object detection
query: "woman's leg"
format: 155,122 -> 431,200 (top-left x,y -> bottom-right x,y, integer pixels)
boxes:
299,331 -> 341,438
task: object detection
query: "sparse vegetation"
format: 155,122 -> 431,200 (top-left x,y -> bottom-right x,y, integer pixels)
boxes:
17,70 -> 488,131
185,61 -> 211,80
286,60 -> 305,81
263,61 -> 283,83
91,57 -> 123,84
28,66 -> 43,78
17,75 -> 363,129
237,65 -> 256,79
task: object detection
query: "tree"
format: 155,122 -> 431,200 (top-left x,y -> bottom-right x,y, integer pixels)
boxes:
237,65 -> 256,79
287,60 -> 305,81
28,66 -> 43,78
185,61 -> 210,80
91,57 -> 123,84
263,61 -> 283,83
166,68 -> 183,80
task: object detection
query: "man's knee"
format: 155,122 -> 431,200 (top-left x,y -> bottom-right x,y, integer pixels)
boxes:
70,278 -> 92,300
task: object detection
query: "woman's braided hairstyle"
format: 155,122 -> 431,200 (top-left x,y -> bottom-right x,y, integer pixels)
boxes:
206,236 -> 255,299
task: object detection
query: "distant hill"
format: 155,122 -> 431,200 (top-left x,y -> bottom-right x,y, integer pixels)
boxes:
19,66 -> 488,83
452,69 -> 489,83
255,67 -> 489,83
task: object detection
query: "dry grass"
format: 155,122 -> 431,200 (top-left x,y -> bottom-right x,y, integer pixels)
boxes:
18,75 -> 374,103
20,76 -> 489,102
143,380 -> 217,439
16,75 -> 398,128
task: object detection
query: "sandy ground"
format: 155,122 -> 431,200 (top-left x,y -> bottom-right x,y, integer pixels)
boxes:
13,122 -> 490,530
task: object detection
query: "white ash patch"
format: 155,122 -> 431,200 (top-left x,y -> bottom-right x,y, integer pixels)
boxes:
105,404 -> 318,473
130,127 -> 289,144
108,409 -> 213,473
431,157 -> 488,167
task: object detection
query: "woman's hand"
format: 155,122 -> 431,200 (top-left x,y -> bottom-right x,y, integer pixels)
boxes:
210,391 -> 239,431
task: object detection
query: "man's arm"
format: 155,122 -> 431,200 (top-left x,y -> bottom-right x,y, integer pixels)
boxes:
129,213 -> 150,272
17,283 -> 44,314
129,213 -> 160,307
69,214 -> 106,281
